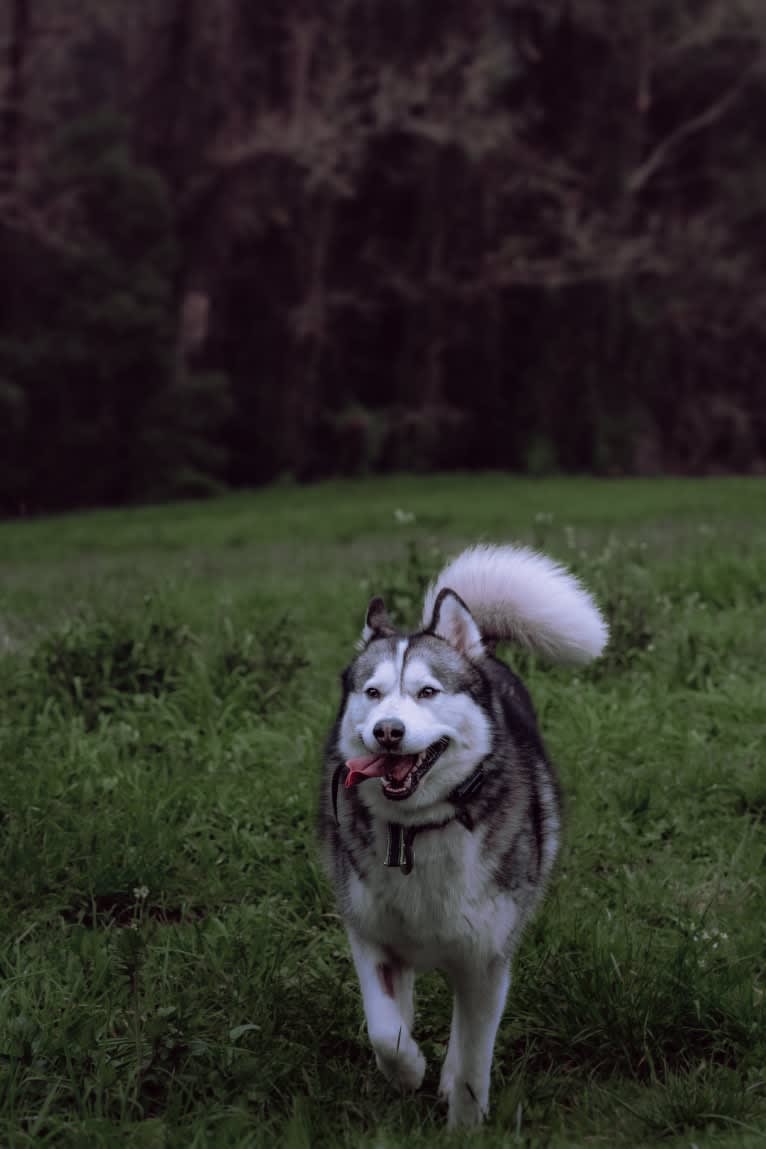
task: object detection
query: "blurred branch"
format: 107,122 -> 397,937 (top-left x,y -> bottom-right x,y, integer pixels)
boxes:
0,193 -> 83,255
626,65 -> 758,196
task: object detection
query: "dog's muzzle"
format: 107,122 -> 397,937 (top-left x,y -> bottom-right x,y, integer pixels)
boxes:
344,736 -> 450,801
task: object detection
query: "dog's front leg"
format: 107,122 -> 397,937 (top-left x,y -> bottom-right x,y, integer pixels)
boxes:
347,928 -> 425,1091
444,958 -> 510,1128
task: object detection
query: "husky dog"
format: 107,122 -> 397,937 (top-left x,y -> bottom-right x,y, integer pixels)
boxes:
319,544 -> 607,1127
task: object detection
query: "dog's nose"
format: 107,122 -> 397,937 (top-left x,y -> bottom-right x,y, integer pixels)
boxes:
373,718 -> 405,749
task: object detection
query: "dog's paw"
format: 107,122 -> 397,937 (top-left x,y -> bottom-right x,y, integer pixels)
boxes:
373,1036 -> 426,1092
446,1079 -> 487,1128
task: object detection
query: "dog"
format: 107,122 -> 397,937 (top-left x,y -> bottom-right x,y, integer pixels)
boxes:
319,544 -> 607,1127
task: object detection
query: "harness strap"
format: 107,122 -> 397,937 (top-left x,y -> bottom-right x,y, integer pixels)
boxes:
449,764 -> 486,803
331,760 -> 346,827
332,758 -> 489,874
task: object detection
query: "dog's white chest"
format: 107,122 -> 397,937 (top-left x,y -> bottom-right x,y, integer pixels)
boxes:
348,820 -> 519,970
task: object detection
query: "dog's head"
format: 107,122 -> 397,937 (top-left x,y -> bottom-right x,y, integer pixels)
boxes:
336,590 -> 493,820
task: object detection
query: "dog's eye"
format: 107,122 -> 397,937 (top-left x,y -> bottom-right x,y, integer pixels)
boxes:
365,687 -> 381,700
418,686 -> 439,700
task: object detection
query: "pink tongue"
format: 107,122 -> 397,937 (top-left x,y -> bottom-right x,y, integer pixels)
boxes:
345,753 -> 417,788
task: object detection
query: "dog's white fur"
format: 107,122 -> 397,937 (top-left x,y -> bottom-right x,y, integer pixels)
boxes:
339,644 -> 494,827
344,824 -> 519,1125
326,544 -> 606,1126
422,543 -> 608,663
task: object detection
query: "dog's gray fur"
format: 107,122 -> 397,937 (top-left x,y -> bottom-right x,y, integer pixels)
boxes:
318,544 -> 606,1126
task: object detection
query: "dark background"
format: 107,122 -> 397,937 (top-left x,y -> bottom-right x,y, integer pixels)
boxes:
1,0 -> 765,514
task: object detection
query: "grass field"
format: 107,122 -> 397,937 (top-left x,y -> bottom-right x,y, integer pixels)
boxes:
1,474 -> 765,1148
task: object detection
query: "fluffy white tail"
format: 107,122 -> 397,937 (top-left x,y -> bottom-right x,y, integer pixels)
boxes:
422,544 -> 608,664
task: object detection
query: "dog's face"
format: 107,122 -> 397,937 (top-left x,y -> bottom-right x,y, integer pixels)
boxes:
337,591 -> 493,819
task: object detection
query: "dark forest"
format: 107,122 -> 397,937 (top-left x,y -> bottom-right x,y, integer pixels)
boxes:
1,1 -> 765,513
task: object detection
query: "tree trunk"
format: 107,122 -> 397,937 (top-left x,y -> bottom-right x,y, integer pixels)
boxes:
1,0 -> 31,201
172,0 -> 241,375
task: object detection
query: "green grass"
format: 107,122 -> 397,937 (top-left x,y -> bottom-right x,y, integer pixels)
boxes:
0,474 -> 765,1148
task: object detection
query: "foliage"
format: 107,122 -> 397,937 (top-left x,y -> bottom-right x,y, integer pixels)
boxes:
1,2 -> 766,512
211,614 -> 309,713
0,113 -> 230,512
6,599 -> 307,730
27,609 -> 195,728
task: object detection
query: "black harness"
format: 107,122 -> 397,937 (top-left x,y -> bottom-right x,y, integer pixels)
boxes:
331,760 -> 488,876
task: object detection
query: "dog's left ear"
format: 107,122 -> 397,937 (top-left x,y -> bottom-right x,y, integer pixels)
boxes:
426,588 -> 484,658
360,596 -> 396,645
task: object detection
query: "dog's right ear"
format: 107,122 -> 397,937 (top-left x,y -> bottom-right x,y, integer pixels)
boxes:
360,596 -> 396,646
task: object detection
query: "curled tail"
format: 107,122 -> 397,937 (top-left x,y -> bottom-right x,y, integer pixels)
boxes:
422,544 -> 608,665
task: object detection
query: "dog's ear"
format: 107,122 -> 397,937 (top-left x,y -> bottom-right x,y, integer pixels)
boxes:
360,596 -> 396,645
426,588 -> 484,658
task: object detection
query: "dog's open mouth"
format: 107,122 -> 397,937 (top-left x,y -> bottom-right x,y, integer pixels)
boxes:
345,737 -> 450,801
